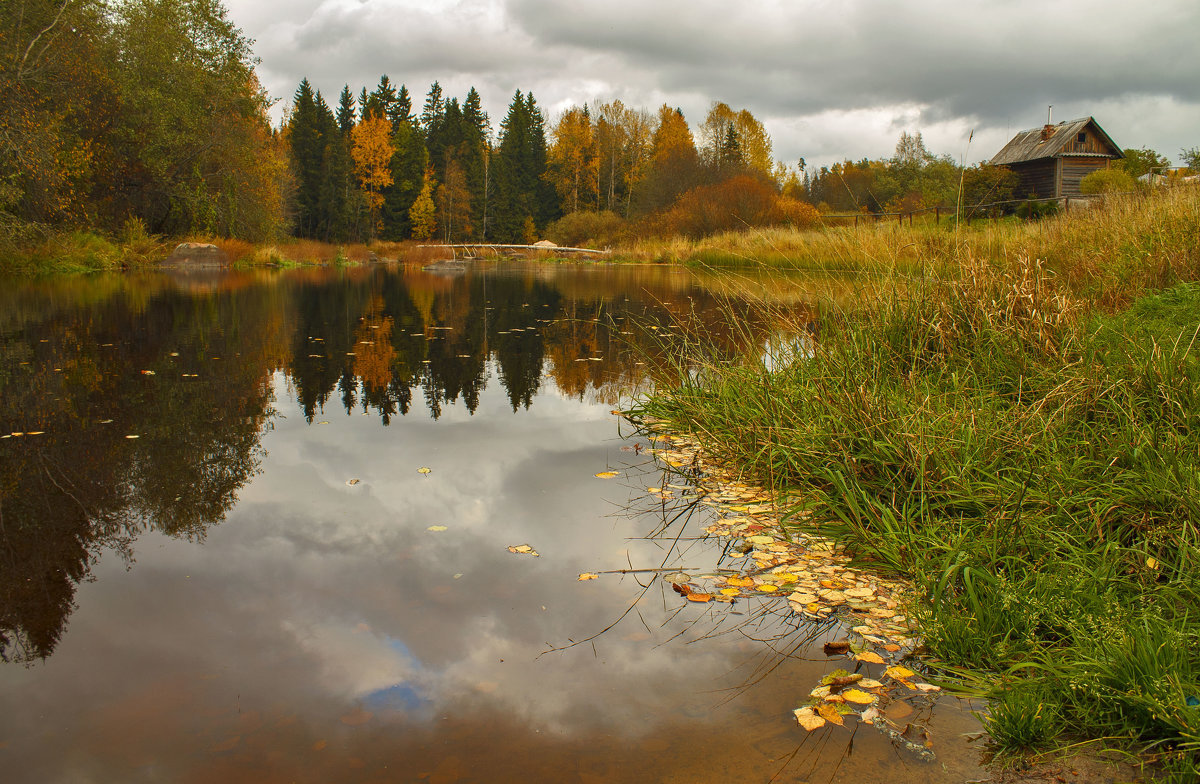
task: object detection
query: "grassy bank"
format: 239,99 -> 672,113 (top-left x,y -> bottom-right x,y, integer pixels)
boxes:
631,187 -> 1200,778
617,188 -> 1200,299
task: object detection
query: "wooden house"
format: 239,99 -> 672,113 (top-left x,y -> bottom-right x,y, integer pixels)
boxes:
989,117 -> 1123,199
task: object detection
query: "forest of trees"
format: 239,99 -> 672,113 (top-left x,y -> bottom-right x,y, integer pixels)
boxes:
5,0 -> 1193,253
0,0 -> 288,242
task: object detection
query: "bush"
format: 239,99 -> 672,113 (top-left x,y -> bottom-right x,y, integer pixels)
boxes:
659,175 -> 818,239
545,210 -> 627,248
1080,168 -> 1137,195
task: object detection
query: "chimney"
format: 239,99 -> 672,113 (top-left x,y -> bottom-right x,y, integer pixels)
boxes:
1040,124 -> 1055,140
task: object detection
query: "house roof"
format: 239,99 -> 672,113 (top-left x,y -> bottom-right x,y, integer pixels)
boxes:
989,117 -> 1123,166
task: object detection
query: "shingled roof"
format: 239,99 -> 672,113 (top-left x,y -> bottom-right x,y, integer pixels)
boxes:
990,117 -> 1122,166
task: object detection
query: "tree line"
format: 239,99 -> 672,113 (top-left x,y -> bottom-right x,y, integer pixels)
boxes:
6,1 -> 1198,252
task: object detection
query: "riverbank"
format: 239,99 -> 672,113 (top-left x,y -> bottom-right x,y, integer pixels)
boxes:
630,187 -> 1200,780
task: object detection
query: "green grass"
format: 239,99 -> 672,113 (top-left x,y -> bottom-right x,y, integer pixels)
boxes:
630,187 -> 1200,775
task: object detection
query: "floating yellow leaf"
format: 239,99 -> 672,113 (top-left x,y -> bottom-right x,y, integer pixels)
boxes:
725,576 -> 755,587
720,587 -> 740,596
843,689 -> 876,705
686,592 -> 713,603
746,535 -> 775,544
346,479 -> 361,486
507,544 -> 539,557
757,584 -> 779,592
417,467 -> 431,475
794,707 -> 826,731
856,651 -> 886,664
577,573 -> 599,581
594,471 -> 620,479
858,678 -> 884,689
815,703 -> 844,726
125,434 -> 139,439
427,525 -> 448,532
885,665 -> 916,680
1146,557 -> 1160,569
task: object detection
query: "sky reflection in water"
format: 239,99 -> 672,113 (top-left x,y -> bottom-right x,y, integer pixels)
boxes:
0,263 -> 984,783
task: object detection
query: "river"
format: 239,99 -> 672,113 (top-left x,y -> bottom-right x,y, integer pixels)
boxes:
0,261 -> 985,783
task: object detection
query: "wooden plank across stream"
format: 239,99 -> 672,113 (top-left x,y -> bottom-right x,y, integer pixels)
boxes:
417,243 -> 609,256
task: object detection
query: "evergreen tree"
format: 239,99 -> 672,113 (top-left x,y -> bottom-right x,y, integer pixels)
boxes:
336,85 -> 356,135
420,81 -> 444,135
395,85 -> 413,125
461,87 -> 491,239
288,78 -> 324,237
491,91 -> 556,242
370,75 -> 397,123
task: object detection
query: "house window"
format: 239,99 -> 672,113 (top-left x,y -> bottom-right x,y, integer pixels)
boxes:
1077,132 -> 1087,143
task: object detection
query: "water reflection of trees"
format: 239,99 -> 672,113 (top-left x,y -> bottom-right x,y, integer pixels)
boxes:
0,263 -> 808,664
285,265 -> 801,421
0,287 -> 276,663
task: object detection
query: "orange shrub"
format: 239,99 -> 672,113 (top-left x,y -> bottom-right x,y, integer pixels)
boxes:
658,175 -> 818,238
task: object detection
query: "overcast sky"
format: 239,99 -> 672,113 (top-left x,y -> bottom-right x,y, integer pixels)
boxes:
225,0 -> 1200,170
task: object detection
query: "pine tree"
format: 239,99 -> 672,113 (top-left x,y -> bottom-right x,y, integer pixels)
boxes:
288,78 -> 324,237
336,85 -> 356,134
420,81 -> 444,135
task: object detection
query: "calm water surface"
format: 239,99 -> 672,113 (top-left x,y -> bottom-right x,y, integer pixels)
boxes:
0,262 -> 985,783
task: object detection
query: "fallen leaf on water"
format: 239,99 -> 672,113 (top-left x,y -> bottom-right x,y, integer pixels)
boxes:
417,467 -> 431,475
885,665 -> 916,680
856,651 -> 886,664
507,544 -> 539,557
719,588 -> 740,596
577,573 -> 599,581
859,706 -> 880,725
816,703 -> 845,726
594,471 -> 620,479
914,683 -> 942,692
725,576 -> 755,587
756,584 -> 779,592
794,707 -> 826,731
663,572 -> 691,585
823,640 -> 851,656
686,592 -> 713,603
140,370 -> 155,375
125,434 -> 139,439
427,525 -> 448,532
829,674 -> 863,687
746,535 -> 775,544
858,678 -> 884,689
317,421 -> 330,425
346,479 -> 361,486
843,689 -> 876,705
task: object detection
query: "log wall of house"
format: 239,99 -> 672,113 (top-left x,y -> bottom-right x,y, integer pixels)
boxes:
1061,157 -> 1112,197
1011,159 -> 1058,199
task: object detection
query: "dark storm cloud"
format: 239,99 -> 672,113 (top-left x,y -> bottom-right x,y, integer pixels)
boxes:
228,0 -> 1200,166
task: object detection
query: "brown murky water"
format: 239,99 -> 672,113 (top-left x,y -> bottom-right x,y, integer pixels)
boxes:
0,262 -> 987,783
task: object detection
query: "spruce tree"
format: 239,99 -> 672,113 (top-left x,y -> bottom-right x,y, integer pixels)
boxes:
336,85 -> 356,135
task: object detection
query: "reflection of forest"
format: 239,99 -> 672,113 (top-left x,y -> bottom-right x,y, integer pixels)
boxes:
289,264 -> 801,420
0,283 -> 280,663
0,264 -> 806,664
